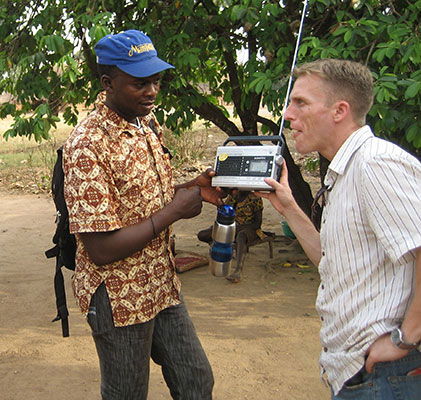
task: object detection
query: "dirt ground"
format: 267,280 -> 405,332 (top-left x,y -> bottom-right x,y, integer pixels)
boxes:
0,115 -> 330,400
0,186 -> 331,400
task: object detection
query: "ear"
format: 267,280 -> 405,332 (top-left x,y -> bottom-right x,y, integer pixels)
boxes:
332,100 -> 351,122
100,74 -> 114,92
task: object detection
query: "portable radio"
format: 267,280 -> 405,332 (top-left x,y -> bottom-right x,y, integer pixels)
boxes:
211,136 -> 285,191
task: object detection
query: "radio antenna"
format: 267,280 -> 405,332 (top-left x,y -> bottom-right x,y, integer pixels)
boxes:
221,0 -> 309,150
277,0 -> 308,138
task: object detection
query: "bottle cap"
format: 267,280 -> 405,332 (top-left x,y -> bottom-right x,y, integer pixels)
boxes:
216,205 -> 236,225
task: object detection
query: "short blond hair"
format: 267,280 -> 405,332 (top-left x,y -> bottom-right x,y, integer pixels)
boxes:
293,59 -> 374,126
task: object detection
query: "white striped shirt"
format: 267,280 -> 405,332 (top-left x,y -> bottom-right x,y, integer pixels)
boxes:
316,125 -> 421,395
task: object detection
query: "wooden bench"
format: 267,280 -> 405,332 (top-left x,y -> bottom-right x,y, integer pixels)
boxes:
245,231 -> 275,259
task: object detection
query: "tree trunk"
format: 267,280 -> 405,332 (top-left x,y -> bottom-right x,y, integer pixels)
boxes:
283,144 -> 316,219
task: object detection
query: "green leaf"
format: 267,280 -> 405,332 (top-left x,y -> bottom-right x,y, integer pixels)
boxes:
385,47 -> 396,59
379,75 -> 397,82
376,88 -> 384,103
379,66 -> 388,75
255,79 -> 265,94
344,30 -> 352,43
92,25 -> 109,43
35,103 -> 50,116
264,79 -> 272,90
40,35 -> 65,54
298,43 -> 308,57
311,37 -> 320,48
0,102 -> 16,118
405,81 -> 421,99
68,70 -> 76,83
406,123 -> 419,142
332,25 -> 348,37
413,133 -> 421,149
268,3 -> 280,17
373,48 -> 386,63
381,82 -> 397,90
231,5 -> 247,21
249,77 -> 262,90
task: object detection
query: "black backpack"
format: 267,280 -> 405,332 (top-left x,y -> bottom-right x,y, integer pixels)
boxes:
45,146 -> 76,337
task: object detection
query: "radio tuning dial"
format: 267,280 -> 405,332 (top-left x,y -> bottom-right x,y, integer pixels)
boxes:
275,155 -> 283,166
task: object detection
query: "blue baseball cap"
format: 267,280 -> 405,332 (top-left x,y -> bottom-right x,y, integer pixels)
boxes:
94,30 -> 174,78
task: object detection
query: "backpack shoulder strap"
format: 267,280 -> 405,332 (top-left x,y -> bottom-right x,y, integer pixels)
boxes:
51,257 -> 70,337
149,118 -> 173,160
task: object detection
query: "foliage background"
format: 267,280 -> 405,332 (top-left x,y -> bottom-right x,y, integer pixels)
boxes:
1,0 -> 420,213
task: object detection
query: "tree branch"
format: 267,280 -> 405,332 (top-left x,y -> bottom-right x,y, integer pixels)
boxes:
75,25 -> 97,78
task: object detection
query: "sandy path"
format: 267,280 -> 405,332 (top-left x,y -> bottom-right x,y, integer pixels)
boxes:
0,191 -> 329,399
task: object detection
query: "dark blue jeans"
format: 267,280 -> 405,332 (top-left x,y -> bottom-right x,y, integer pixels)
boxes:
331,350 -> 421,400
87,283 -> 214,400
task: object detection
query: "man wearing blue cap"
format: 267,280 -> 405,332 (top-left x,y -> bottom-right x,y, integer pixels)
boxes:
62,30 -> 221,399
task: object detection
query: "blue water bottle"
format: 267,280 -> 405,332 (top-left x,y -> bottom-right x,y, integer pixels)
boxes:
210,205 -> 236,277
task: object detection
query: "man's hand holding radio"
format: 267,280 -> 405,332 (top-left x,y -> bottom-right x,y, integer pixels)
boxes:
175,168 -> 226,207
256,161 -> 322,267
255,161 -> 295,216
194,168 -> 227,206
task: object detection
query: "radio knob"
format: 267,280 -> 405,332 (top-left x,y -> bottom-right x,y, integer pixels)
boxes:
275,155 -> 283,166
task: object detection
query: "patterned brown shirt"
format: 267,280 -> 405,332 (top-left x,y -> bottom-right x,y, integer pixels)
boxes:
224,193 -> 266,240
63,92 -> 181,327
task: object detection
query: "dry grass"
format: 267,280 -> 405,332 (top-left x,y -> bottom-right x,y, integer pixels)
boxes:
0,113 -> 221,193
0,112 -> 320,194
0,115 -> 76,193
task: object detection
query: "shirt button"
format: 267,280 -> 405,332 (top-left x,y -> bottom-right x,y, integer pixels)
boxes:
324,347 -> 328,352
321,284 -> 325,289
322,251 -> 325,256
321,316 -> 324,321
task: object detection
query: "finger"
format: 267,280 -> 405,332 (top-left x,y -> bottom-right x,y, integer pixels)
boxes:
219,188 -> 229,197
263,177 -> 278,188
205,168 -> 215,177
365,356 -> 373,374
255,191 -> 269,199
280,160 -> 289,184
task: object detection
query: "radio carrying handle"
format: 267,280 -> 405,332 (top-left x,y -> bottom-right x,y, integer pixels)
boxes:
222,135 -> 285,152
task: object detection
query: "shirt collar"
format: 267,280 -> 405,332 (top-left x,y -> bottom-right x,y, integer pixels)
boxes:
94,91 -> 153,139
325,125 -> 373,182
